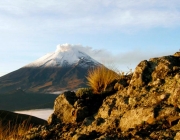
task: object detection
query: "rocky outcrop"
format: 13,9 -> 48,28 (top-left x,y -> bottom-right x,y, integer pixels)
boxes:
24,52 -> 180,139
48,89 -> 106,125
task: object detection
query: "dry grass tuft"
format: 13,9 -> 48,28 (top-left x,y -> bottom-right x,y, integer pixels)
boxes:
86,66 -> 119,93
0,117 -> 32,140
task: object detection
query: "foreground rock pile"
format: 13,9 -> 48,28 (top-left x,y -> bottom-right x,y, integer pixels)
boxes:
25,52 -> 180,140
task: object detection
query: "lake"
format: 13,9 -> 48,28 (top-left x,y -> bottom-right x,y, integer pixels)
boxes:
15,108 -> 54,120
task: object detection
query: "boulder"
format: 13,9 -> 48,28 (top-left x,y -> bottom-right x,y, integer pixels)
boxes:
52,91 -> 77,123
48,90 -> 97,124
174,132 -> 180,140
120,107 -> 154,131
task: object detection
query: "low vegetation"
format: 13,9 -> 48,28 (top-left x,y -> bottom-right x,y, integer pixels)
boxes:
0,117 -> 32,140
86,66 -> 132,94
86,66 -> 119,93
75,88 -> 93,98
0,110 -> 47,140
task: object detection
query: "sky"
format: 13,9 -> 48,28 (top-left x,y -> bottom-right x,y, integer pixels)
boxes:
0,0 -> 180,76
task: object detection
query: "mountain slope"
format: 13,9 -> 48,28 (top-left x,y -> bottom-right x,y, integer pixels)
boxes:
0,44 -> 101,93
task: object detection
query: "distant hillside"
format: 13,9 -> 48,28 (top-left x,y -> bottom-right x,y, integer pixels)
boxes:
0,89 -> 59,111
0,110 -> 47,126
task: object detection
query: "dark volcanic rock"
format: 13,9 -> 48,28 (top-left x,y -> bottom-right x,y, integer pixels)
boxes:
24,52 -> 180,140
49,91 -> 77,124
48,89 -> 106,125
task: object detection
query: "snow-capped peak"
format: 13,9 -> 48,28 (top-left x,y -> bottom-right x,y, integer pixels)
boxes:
25,44 -> 100,68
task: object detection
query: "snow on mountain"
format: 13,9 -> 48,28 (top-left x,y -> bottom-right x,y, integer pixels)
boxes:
25,44 -> 100,68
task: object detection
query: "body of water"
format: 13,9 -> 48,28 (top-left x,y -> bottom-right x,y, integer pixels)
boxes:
15,109 -> 53,120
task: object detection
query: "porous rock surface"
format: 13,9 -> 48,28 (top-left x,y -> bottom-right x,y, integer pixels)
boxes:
25,52 -> 180,139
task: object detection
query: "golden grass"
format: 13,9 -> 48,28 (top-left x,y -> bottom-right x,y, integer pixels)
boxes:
30,81 -> 53,92
0,117 -> 32,140
86,66 -> 119,93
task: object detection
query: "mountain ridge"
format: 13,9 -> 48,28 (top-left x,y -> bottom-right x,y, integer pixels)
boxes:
0,44 -> 101,93
25,44 -> 99,68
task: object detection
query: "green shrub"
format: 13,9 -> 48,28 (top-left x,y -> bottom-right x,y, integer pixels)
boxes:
75,88 -> 93,98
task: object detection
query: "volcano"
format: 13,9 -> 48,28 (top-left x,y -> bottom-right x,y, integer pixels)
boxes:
0,44 -> 101,93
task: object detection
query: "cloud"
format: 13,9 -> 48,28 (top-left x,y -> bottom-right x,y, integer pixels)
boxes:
0,0 -> 180,33
54,44 -> 174,72
55,43 -> 104,58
